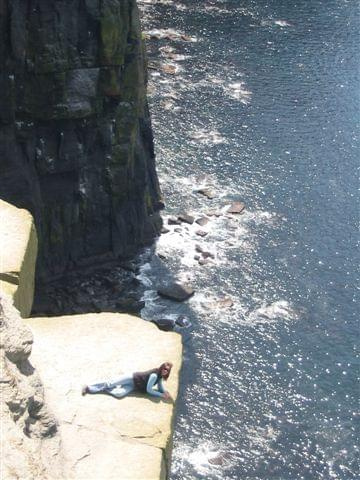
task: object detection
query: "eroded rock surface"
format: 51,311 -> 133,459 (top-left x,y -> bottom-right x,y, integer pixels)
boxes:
0,0 -> 162,280
0,295 -> 64,480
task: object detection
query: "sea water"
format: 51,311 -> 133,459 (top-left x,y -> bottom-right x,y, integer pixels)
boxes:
139,1 -> 359,478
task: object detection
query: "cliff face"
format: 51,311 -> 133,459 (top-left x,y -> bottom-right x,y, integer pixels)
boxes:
0,0 -> 162,280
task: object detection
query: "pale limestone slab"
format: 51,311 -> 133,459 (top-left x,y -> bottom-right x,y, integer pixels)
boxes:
26,313 -> 183,479
0,199 -> 38,317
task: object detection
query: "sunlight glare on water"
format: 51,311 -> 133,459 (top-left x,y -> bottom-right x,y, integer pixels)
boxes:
139,0 -> 360,478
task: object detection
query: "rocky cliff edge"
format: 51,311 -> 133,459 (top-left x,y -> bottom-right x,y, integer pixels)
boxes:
1,199 -> 182,480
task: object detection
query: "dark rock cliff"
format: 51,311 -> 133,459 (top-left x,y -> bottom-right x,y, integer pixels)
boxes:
0,0 -> 162,281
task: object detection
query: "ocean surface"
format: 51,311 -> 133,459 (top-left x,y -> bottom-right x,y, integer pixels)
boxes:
138,1 -> 359,479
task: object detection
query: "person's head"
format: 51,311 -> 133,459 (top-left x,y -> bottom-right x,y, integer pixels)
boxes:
159,362 -> 173,380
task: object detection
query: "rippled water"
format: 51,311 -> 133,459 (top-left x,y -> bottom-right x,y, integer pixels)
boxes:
139,1 -> 359,478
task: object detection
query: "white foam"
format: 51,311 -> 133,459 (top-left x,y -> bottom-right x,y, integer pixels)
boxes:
274,19 -> 292,27
247,300 -> 298,324
189,128 -> 228,145
223,82 -> 252,104
172,441 -> 234,477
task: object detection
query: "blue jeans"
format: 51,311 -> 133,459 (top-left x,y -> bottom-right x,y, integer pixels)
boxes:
87,374 -> 134,398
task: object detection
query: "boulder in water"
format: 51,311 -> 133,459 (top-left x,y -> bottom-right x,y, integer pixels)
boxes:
151,318 -> 175,331
226,202 -> 245,214
195,217 -> 209,226
195,188 -> 216,199
157,283 -> 195,302
178,213 -> 195,224
168,216 -> 181,225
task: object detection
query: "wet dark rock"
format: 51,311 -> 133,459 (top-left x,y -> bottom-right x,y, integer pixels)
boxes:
32,263 -> 145,317
195,217 -> 209,226
175,315 -> 191,328
168,217 -> 181,225
202,251 -> 215,259
119,261 -> 138,274
195,244 -> 204,253
178,213 -> 195,224
227,202 -> 245,214
115,298 -> 145,314
195,230 -> 208,237
195,188 -> 216,199
150,318 -> 175,331
157,283 -> 195,302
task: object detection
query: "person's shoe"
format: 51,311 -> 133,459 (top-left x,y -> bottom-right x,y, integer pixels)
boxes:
81,385 -> 88,396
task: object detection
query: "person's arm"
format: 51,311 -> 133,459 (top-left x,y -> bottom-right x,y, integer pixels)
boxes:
146,373 -> 167,398
157,377 -> 165,393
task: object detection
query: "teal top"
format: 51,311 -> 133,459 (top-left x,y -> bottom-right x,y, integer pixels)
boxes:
146,373 -> 166,398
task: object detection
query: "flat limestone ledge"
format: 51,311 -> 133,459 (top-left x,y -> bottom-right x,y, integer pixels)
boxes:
0,199 -> 38,317
26,313 -> 183,480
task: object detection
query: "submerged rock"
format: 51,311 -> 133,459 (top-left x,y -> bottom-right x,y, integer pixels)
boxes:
195,188 -> 216,199
157,283 -> 195,302
160,64 -> 177,75
195,230 -> 208,237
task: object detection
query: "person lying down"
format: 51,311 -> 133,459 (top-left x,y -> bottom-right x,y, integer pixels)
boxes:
82,362 -> 173,401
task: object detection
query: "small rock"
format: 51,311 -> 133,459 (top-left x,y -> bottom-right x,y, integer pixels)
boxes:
175,316 -> 191,328
195,217 -> 209,226
180,34 -> 192,41
198,258 -> 211,266
174,228 -> 182,233
202,251 -> 215,259
215,297 -> 234,309
168,216 -> 181,225
227,202 -> 245,214
195,230 -> 208,237
161,227 -> 170,234
208,455 -> 225,466
206,210 -> 222,217
157,253 -> 167,261
194,255 -> 200,261
178,213 -> 195,224
195,244 -> 204,253
196,188 -> 216,199
151,318 -> 175,332
161,64 -> 177,75
157,283 -> 195,302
